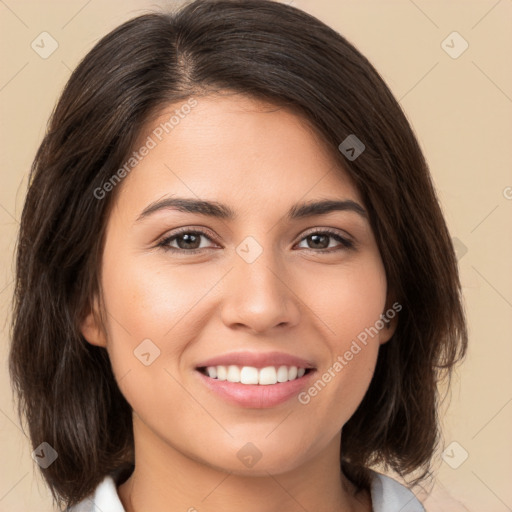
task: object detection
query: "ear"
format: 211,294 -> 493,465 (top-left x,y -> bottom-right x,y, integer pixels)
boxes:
378,298 -> 401,345
80,296 -> 107,348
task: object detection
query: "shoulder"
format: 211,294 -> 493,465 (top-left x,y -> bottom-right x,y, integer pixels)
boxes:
65,475 -> 125,512
370,469 -> 426,512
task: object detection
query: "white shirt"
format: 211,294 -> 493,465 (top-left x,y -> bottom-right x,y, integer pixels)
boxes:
67,469 -> 425,511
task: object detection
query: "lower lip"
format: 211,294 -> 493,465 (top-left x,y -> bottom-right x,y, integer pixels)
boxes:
195,370 -> 316,408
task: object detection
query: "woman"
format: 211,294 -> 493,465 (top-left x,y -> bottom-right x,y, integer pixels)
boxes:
9,1 -> 467,511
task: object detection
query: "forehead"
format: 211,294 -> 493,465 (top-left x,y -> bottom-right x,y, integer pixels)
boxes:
114,93 -> 362,215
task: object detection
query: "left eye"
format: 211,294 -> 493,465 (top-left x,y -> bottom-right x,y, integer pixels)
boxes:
157,229 -> 353,253
296,231 -> 354,251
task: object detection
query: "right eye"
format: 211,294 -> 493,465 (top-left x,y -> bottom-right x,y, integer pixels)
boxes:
157,228 -> 219,253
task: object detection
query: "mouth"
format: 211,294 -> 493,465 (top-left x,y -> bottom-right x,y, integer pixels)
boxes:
194,353 -> 317,408
196,365 -> 314,385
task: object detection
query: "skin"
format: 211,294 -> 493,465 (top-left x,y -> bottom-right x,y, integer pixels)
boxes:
81,92 -> 397,512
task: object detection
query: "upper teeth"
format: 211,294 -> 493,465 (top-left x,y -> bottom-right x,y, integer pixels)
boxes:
205,365 -> 306,385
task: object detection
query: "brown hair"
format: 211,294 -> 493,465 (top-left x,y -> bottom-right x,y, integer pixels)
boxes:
9,0 -> 468,508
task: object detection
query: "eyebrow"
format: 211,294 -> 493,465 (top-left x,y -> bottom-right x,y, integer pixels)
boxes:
135,196 -> 367,223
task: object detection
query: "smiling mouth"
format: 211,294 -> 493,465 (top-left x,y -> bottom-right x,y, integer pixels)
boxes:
197,365 -> 314,385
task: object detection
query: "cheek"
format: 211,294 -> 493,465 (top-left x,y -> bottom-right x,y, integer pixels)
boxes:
297,256 -> 387,420
101,252 -> 217,344
97,255 -> 204,417
304,255 -> 388,347
98,249 -> 231,406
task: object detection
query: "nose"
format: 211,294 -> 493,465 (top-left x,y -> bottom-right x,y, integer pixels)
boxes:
220,245 -> 301,335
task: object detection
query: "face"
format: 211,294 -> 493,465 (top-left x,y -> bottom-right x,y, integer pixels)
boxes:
82,92 -> 396,476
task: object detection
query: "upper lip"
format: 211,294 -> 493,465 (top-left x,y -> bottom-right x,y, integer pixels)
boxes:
195,351 -> 316,370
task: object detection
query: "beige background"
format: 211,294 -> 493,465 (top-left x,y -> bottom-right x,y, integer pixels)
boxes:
1,0 -> 511,510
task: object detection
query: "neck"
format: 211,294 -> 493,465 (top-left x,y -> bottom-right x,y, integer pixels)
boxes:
117,416 -> 371,512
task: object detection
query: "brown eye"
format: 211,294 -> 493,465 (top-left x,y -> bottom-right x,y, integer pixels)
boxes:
296,230 -> 354,252
158,229 -> 217,252
174,232 -> 202,250
306,234 -> 330,249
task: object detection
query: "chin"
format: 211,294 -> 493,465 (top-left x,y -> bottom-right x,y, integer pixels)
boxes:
195,435 -> 315,477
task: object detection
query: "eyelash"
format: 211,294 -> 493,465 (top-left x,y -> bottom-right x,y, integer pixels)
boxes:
156,227 -> 355,254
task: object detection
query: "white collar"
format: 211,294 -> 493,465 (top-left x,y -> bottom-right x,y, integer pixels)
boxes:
369,469 -> 425,511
